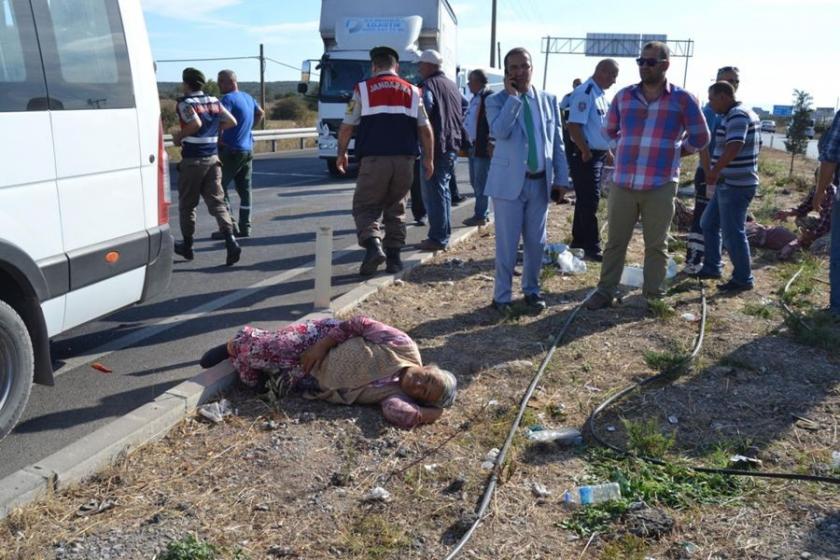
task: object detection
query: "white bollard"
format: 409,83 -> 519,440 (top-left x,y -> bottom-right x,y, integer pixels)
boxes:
314,226 -> 333,310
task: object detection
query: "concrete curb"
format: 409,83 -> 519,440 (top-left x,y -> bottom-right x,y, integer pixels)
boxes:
0,217 -> 490,519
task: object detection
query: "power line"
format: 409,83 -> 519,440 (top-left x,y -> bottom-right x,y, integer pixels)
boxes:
155,56 -> 258,63
265,57 -> 319,78
265,57 -> 302,72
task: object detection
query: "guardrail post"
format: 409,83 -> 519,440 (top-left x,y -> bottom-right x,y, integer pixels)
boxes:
314,226 -> 333,310
299,137 -> 304,150
271,140 -> 277,152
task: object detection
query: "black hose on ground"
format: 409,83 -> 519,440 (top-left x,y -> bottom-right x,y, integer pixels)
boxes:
441,290 -> 596,560
586,276 -> 840,484
442,274 -> 839,559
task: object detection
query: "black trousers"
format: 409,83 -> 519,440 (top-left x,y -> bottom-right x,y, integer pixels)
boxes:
410,159 -> 426,221
569,148 -> 607,253
685,167 -> 709,271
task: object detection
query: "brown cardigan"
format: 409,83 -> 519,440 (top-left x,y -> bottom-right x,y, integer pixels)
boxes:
305,336 -> 423,405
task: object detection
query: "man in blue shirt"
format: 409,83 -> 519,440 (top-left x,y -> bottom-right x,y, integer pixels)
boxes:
213,69 -> 264,239
814,111 -> 840,316
565,59 -> 619,261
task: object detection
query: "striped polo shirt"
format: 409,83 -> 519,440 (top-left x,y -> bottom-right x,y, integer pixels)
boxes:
711,102 -> 760,187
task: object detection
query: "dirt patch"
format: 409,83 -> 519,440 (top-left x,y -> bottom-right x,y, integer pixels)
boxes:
1,150 -> 838,560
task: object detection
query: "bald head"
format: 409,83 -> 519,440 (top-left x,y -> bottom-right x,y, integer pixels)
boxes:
217,69 -> 238,94
593,58 -> 619,90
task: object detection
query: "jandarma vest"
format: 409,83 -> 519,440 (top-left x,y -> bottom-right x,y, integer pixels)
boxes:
422,71 -> 464,157
177,92 -> 222,158
354,74 -> 420,160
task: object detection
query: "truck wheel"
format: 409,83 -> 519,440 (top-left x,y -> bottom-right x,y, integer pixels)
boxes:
0,300 -> 34,440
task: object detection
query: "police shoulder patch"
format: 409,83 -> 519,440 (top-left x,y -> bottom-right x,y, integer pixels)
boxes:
345,100 -> 356,115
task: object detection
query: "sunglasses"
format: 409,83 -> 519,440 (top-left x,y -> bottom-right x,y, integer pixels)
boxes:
636,57 -> 666,67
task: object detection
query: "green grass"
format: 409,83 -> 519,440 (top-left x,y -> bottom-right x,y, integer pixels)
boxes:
697,437 -> 756,468
647,298 -> 675,320
667,237 -> 687,253
741,301 -> 775,319
622,418 -> 675,459
160,534 -> 218,560
341,514 -> 410,559
758,158 -> 785,178
777,256 -> 823,305
561,449 -> 743,536
601,535 -> 649,560
784,310 -> 840,355
752,193 -> 780,223
643,348 -> 691,373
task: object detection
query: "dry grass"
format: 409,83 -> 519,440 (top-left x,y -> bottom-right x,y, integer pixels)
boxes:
1,149 -> 838,560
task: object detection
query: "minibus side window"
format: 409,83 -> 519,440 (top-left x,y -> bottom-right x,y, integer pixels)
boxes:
31,0 -> 134,110
0,0 -> 49,112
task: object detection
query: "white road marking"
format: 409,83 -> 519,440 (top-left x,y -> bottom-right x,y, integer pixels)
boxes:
55,247 -> 356,375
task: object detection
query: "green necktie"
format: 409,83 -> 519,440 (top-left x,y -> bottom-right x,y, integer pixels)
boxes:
521,93 -> 539,173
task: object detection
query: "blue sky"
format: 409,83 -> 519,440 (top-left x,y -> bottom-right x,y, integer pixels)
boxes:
142,0 -> 840,111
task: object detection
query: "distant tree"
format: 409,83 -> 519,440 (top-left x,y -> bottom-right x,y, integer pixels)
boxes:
784,89 -> 813,176
270,96 -> 308,121
203,79 -> 221,97
160,103 -> 178,132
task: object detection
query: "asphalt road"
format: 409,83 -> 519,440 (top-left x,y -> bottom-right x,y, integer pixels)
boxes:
760,132 -> 819,159
0,150 -> 475,480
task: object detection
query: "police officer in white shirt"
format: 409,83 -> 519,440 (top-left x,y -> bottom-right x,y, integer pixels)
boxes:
566,59 -> 619,261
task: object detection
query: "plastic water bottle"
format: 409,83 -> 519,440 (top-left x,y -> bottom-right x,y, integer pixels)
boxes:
525,426 -> 583,446
666,257 -> 678,280
562,482 -> 621,506
620,265 -> 644,288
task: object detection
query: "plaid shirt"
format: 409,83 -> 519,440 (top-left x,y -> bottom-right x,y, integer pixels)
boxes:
606,81 -> 709,190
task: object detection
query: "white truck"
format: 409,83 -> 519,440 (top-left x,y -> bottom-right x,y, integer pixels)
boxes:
301,0 -> 458,176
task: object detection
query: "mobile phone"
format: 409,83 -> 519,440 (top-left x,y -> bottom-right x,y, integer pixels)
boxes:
505,69 -> 518,91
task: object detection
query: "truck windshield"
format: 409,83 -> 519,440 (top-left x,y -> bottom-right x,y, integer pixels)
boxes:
319,60 -> 422,102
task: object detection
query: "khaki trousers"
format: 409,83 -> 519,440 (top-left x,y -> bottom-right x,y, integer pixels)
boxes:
177,155 -> 234,239
352,155 -> 414,248
597,181 -> 678,299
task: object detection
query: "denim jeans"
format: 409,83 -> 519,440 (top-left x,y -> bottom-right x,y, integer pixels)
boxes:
830,188 -> 840,314
421,151 -> 457,245
699,182 -> 757,286
468,152 -> 491,219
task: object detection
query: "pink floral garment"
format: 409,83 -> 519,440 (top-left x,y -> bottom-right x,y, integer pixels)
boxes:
229,316 -> 426,429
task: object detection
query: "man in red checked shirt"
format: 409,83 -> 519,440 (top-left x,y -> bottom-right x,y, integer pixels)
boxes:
587,41 -> 710,310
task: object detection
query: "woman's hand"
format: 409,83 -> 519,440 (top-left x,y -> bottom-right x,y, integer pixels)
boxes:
300,338 -> 334,374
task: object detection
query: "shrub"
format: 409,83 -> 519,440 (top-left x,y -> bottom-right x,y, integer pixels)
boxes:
270,96 -> 308,121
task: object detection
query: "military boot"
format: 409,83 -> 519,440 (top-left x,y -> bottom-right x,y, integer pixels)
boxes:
174,236 -> 194,260
359,237 -> 386,276
224,232 -> 241,266
385,247 -> 403,273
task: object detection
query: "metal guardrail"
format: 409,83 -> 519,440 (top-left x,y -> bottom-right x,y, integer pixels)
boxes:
163,127 -> 318,149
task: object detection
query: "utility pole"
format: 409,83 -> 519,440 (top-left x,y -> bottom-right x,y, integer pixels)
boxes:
490,0 -> 497,68
542,37 -> 550,90
682,38 -> 692,88
259,43 -> 266,130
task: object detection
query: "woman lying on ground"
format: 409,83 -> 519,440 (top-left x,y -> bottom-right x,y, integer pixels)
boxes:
200,315 -> 457,429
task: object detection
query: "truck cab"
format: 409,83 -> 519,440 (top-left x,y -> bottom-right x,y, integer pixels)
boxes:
303,0 -> 457,177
